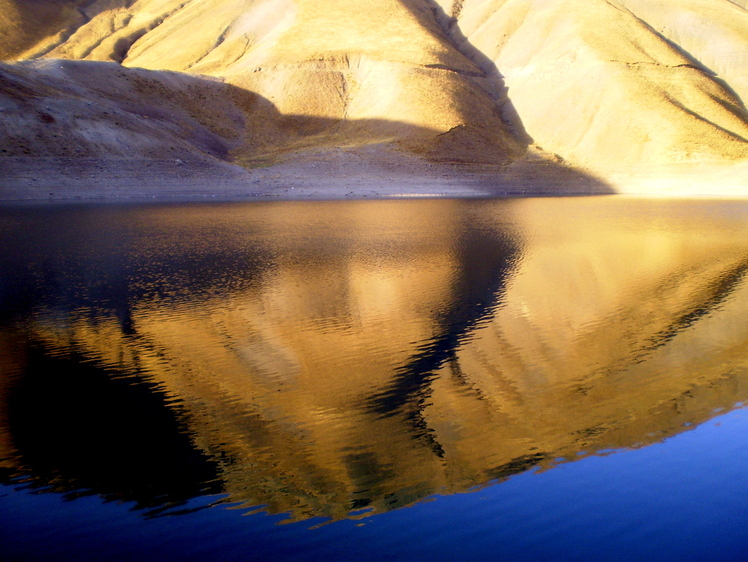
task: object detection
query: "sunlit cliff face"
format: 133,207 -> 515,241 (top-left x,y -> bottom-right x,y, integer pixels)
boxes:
2,198 -> 748,520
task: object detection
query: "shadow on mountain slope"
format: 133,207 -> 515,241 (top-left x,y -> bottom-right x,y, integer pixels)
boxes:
410,0 -> 534,145
0,58 -> 612,198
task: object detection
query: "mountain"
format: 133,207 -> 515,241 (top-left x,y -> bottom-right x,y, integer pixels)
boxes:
2,0 -> 748,196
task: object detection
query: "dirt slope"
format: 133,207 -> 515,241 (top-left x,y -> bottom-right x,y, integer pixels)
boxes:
2,0 -> 748,195
451,0 -> 748,170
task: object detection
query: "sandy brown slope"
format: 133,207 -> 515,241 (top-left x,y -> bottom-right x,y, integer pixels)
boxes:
1,57 -> 611,200
449,0 -> 748,171
2,0 -> 748,194
0,0 -> 87,60
14,0 -> 526,164
0,59 -> 250,161
618,0 -> 748,105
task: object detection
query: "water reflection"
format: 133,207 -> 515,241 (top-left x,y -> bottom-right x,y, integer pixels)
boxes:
1,198 -> 748,521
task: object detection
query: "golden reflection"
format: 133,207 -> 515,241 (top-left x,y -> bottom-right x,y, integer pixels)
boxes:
2,198 -> 748,520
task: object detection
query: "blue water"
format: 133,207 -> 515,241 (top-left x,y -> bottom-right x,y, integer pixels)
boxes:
3,406 -> 748,561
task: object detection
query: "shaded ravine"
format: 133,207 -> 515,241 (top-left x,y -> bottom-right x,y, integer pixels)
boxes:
415,0 -> 533,144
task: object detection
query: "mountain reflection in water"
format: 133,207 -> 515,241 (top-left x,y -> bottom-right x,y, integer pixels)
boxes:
1,197 -> 748,522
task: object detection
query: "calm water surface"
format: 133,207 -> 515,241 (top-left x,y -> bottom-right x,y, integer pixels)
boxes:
2,197 -> 748,560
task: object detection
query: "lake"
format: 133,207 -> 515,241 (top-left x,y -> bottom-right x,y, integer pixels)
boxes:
2,196 -> 748,561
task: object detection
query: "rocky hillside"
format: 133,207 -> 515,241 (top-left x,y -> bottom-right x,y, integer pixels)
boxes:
2,0 -> 748,193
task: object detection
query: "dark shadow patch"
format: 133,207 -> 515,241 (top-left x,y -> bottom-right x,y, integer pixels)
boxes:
4,341 -> 222,516
485,453 -> 548,481
406,0 -> 534,145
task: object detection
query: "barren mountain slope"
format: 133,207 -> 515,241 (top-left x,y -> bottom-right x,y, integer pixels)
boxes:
617,0 -> 748,105
449,0 -> 748,171
16,0 -> 526,164
2,0 -> 748,194
0,59 -> 253,161
0,0 -> 89,60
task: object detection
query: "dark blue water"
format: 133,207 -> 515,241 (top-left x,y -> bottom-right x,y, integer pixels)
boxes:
3,407 -> 748,561
2,197 -> 748,561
